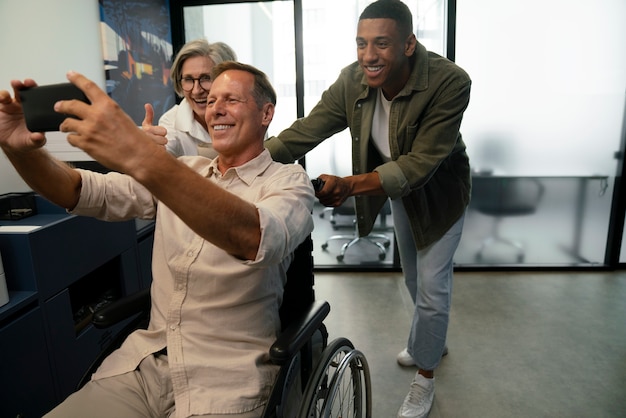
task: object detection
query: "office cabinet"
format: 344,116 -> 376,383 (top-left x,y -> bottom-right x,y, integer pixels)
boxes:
0,306 -> 56,418
0,196 -> 154,416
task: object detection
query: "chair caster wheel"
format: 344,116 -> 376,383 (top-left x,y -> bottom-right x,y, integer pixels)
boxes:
337,255 -> 344,262
378,253 -> 386,261
321,243 -> 329,251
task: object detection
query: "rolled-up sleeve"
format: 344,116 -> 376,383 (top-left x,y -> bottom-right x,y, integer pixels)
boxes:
69,169 -> 157,221
246,166 -> 314,267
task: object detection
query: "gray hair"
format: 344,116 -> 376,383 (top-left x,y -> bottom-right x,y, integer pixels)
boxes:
170,39 -> 237,97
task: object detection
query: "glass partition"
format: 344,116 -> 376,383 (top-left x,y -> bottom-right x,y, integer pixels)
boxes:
455,0 -> 626,267
176,0 -> 626,268
183,1 -> 297,137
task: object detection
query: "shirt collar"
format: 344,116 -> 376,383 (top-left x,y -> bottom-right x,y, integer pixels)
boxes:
176,99 -> 212,142
175,98 -> 195,131
206,148 -> 274,186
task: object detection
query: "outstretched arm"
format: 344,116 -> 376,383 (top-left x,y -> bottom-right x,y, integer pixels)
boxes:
54,72 -> 261,260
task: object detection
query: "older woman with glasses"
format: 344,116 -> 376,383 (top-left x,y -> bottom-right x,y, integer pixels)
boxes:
158,39 -> 237,157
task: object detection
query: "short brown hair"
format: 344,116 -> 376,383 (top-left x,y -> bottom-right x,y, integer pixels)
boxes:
211,61 -> 277,108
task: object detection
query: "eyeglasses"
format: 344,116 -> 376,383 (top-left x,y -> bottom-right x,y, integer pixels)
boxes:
180,76 -> 212,92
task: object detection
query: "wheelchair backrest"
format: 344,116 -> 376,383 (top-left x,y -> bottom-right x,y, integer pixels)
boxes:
279,234 -> 315,330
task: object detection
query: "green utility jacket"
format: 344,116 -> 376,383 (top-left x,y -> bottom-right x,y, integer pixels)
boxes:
265,42 -> 472,250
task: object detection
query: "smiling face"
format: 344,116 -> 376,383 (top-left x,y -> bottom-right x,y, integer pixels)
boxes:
180,55 -> 216,129
205,69 -> 274,170
356,18 -> 416,100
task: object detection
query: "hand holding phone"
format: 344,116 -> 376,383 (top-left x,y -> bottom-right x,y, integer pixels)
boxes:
19,83 -> 89,132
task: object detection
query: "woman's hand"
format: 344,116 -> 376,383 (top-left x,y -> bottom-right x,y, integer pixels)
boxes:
142,103 -> 168,146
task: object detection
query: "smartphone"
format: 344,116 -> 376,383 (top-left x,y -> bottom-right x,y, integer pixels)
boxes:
20,83 -> 89,132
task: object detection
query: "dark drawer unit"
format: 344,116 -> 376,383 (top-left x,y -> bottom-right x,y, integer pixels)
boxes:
0,306 -> 56,418
0,196 -> 154,413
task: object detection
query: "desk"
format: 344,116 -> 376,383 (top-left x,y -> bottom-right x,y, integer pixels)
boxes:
469,174 -> 609,264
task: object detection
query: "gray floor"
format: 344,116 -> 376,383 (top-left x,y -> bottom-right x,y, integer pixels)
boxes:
313,270 -> 626,418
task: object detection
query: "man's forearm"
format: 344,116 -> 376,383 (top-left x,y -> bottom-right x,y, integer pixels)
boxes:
130,151 -> 261,260
2,146 -> 82,210
346,172 -> 385,196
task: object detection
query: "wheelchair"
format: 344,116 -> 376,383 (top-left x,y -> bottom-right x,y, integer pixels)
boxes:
77,235 -> 372,418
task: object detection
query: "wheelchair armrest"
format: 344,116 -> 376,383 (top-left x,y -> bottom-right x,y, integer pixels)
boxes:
270,300 -> 330,365
92,287 -> 151,329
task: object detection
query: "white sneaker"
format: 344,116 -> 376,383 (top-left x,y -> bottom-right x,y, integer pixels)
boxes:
397,373 -> 435,418
396,347 -> 449,367
396,348 -> 416,366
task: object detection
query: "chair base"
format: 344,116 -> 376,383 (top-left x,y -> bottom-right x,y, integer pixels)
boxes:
322,233 -> 391,262
475,235 -> 525,263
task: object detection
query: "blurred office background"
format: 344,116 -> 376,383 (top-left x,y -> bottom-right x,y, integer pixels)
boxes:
1,0 -> 625,269
174,0 -> 625,269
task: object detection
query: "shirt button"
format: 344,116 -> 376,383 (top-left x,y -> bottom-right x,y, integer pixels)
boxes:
178,284 -> 184,290
354,137 -> 359,142
187,250 -> 194,257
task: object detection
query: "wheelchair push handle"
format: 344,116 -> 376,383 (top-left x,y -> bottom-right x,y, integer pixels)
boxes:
311,177 -> 325,192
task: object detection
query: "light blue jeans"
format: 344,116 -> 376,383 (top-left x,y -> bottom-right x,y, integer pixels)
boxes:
390,199 -> 465,371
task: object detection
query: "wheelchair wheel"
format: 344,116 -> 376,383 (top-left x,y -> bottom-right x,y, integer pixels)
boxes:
299,337 -> 371,418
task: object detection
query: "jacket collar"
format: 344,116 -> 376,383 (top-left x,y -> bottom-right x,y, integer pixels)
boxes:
406,41 -> 429,93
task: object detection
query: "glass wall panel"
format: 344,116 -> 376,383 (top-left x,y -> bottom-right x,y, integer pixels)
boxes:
454,0 -> 626,266
183,2 -> 297,137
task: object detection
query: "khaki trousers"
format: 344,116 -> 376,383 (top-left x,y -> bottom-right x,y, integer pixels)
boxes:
44,353 -> 264,418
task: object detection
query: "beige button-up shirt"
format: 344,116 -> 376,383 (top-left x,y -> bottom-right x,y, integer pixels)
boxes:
70,150 -> 314,416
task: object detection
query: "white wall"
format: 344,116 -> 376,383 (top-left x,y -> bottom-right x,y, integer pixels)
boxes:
0,0 -> 103,194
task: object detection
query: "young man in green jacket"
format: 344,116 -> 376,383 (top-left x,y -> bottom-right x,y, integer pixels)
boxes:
264,0 -> 471,416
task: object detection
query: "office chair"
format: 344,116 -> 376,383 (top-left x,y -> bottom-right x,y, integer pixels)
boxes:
472,176 -> 545,262
320,198 -> 391,262
77,235 -> 372,417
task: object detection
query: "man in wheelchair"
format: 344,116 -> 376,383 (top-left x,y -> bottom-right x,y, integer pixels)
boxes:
0,62 -> 314,417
